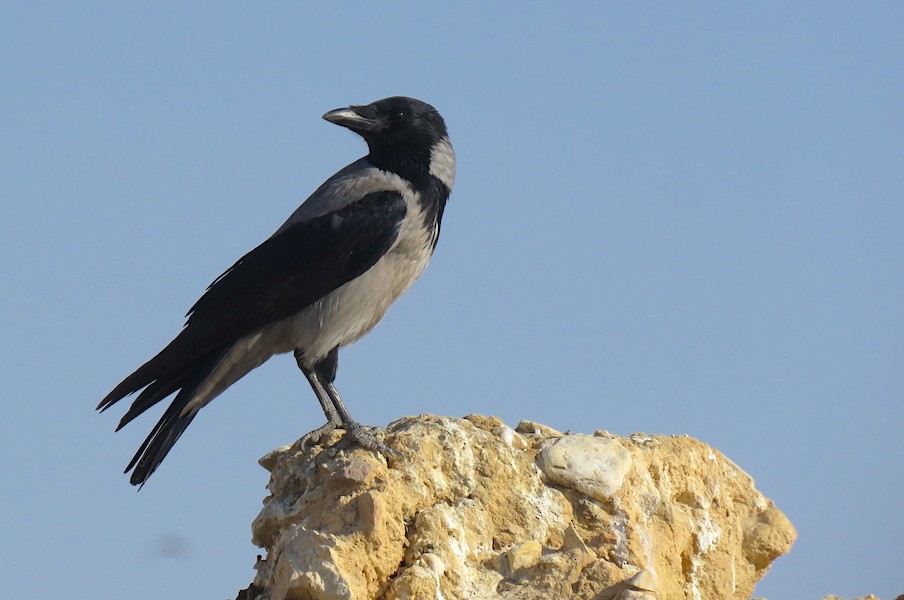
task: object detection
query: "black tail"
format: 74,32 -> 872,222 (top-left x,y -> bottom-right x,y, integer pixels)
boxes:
126,390 -> 198,487
97,331 -> 202,415
100,338 -> 228,487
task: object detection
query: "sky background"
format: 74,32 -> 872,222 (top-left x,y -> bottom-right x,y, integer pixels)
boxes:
2,3 -> 902,599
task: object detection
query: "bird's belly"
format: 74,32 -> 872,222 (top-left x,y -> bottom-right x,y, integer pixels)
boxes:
287,246 -> 433,364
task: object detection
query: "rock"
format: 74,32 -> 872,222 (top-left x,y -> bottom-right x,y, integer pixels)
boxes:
537,434 -> 633,501
238,414 -> 796,600
743,505 -> 797,571
624,567 -> 658,592
503,540 -> 543,575
386,553 -> 446,600
615,591 -> 657,600
516,419 -> 564,437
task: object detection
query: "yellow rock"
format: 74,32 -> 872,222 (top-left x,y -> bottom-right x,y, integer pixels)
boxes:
505,540 -> 543,574
241,414 -> 796,600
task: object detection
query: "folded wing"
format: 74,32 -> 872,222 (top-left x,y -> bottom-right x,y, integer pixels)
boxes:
98,190 -> 408,423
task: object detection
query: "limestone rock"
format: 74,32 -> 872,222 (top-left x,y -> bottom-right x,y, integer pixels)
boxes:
237,414 -> 795,600
537,434 -> 633,501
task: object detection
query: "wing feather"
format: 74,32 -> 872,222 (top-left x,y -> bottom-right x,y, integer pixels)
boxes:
98,190 -> 407,412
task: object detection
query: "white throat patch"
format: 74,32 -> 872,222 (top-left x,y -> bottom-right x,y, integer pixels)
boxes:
428,136 -> 456,190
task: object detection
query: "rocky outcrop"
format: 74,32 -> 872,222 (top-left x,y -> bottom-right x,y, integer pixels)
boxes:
237,415 -> 796,600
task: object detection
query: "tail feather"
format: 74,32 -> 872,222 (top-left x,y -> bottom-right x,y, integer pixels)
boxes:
100,343 -> 230,487
115,364 -> 197,431
127,394 -> 198,487
125,348 -> 227,487
97,331 -> 201,413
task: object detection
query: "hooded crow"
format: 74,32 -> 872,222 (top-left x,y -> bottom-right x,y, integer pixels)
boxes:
98,96 -> 455,486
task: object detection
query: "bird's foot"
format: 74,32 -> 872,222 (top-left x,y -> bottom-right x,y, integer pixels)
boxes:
298,420 -> 342,450
343,422 -> 400,458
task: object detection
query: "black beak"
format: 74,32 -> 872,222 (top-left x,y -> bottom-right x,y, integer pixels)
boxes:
322,105 -> 383,133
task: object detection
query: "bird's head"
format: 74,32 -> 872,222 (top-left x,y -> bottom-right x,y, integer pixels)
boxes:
323,96 -> 450,181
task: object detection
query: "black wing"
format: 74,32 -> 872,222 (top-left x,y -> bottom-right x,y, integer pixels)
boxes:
185,190 -> 407,349
99,190 -> 407,412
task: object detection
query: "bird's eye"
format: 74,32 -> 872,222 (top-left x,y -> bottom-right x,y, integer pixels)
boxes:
389,110 -> 407,125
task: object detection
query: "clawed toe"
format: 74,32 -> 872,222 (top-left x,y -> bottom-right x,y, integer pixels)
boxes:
344,422 -> 400,457
298,420 -> 341,449
298,420 -> 398,457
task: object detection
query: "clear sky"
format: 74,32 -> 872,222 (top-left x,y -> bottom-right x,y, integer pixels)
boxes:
2,3 -> 901,599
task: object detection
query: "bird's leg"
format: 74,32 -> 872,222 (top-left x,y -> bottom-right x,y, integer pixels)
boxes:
323,380 -> 399,457
295,349 -> 342,448
296,348 -> 397,456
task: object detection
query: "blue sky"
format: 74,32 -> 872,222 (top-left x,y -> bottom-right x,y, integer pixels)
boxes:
2,3 -> 902,599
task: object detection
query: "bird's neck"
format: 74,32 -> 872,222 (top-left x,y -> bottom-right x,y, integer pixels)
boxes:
368,137 -> 455,198
367,149 -> 434,190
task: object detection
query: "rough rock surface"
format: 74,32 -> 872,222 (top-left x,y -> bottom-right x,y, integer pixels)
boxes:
237,415 -> 796,600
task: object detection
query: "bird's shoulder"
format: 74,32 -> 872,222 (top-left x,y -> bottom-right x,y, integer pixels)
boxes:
275,158 -> 416,235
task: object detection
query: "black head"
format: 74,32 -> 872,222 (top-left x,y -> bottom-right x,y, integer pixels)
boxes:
323,96 -> 448,179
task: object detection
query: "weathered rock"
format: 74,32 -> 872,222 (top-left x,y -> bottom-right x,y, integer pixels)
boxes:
238,414 -> 795,600
537,434 -> 633,501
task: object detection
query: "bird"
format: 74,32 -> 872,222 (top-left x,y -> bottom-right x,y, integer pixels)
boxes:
98,96 -> 455,487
